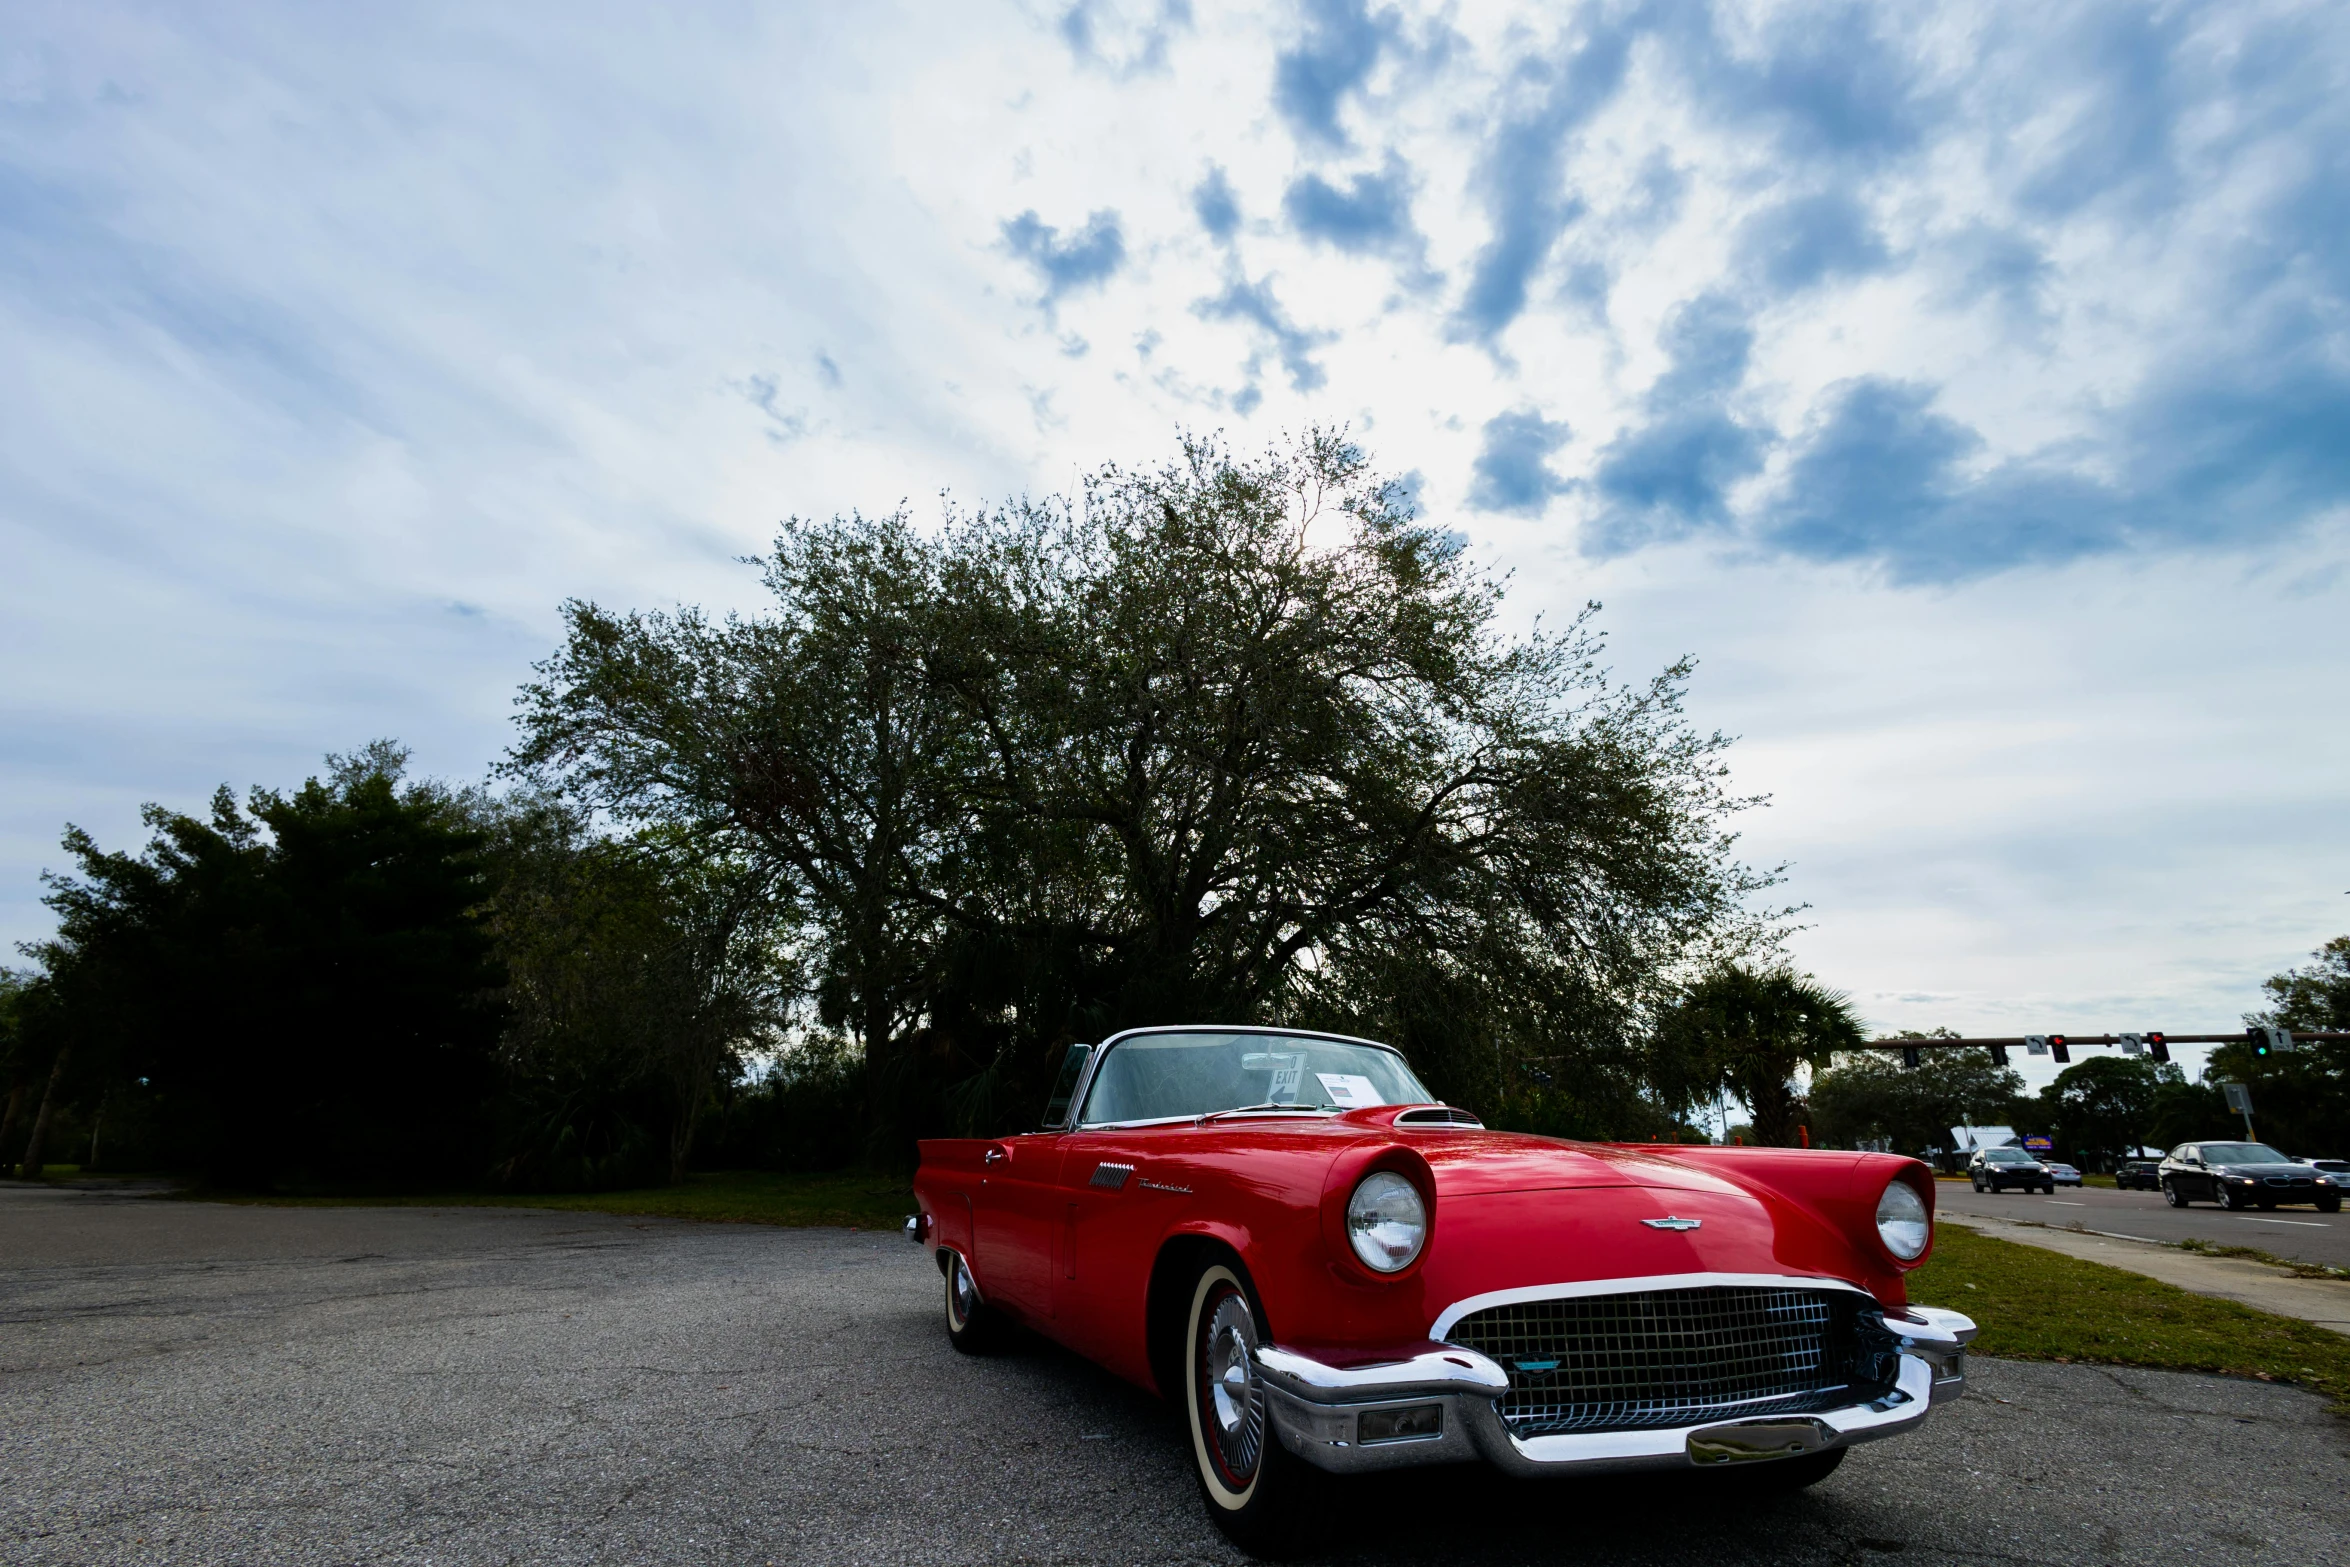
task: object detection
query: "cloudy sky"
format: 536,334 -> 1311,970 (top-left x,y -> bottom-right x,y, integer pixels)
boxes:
6,0 -> 2347,1088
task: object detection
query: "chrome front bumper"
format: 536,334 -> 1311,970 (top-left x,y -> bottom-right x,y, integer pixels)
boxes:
1257,1304 -> 1976,1477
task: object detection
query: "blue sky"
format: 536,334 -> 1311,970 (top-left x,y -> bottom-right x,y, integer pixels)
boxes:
4,0 -> 2347,1089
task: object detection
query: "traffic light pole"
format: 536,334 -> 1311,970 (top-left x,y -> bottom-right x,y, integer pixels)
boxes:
1861,1032 -> 2350,1049
1857,1030 -> 2350,1066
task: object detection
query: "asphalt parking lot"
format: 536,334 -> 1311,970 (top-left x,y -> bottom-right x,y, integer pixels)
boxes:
1935,1181 -> 2350,1269
4,1183 -> 2347,1566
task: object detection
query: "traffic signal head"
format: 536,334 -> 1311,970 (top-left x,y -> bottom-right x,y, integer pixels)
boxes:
2147,1031 -> 2170,1063
2049,1034 -> 2070,1063
1990,1043 -> 2010,1067
2248,1026 -> 2270,1058
1901,1045 -> 1921,1070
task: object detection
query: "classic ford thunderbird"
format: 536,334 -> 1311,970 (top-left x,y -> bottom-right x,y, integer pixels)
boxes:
908,1026 -> 1973,1550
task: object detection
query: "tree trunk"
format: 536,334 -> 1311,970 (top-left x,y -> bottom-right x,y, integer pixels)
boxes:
86,1093 -> 107,1173
0,1083 -> 24,1164
669,1086 -> 701,1185
1747,1074 -> 1800,1148
17,1048 -> 70,1180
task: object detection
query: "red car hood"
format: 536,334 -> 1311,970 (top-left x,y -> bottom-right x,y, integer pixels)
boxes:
1387,1129 -> 1895,1304
1415,1130 -> 1749,1198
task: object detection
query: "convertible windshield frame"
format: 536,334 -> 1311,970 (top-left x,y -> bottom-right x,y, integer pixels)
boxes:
1070,1025 -> 1429,1129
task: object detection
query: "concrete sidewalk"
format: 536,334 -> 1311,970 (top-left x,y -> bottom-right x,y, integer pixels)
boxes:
1939,1210 -> 2350,1336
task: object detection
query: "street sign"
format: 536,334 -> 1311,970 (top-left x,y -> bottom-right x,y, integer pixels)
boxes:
2118,1032 -> 2145,1056
2221,1082 -> 2253,1114
2024,1035 -> 2049,1056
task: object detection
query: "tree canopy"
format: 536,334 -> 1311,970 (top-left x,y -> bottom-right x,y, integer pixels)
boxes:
1807,1042 -> 2026,1155
21,745 -> 505,1184
513,432 -> 1773,1152
1652,965 -> 1863,1146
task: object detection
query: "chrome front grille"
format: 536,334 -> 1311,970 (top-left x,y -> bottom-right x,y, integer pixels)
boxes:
1444,1285 -> 1900,1438
2262,1176 -> 2313,1188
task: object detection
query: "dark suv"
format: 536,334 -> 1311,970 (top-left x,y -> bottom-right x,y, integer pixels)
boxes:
1968,1146 -> 2055,1194
2160,1142 -> 2342,1212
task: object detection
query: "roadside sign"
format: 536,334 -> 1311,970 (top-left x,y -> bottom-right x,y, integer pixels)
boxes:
2022,1134 -> 2053,1153
2221,1082 -> 2253,1114
2024,1035 -> 2049,1056
2118,1032 -> 2145,1056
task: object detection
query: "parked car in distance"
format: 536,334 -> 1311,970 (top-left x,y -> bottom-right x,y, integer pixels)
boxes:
2160,1142 -> 2343,1212
2042,1162 -> 2083,1188
1968,1146 -> 2055,1194
2114,1160 -> 2162,1191
909,1025 -> 1975,1551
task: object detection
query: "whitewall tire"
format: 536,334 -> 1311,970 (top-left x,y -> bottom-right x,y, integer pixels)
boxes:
1183,1260 -> 1316,1552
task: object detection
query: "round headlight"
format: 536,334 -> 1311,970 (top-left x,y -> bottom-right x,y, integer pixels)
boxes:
1875,1179 -> 1929,1261
1346,1171 -> 1428,1273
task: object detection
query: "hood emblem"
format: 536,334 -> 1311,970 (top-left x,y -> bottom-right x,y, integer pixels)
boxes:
1643,1216 -> 1702,1231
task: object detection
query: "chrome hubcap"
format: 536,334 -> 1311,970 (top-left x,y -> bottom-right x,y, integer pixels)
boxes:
1202,1291 -> 1263,1481
951,1256 -> 978,1324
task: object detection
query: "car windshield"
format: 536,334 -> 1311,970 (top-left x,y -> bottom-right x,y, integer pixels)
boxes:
2199,1143 -> 2289,1165
1077,1029 -> 1432,1125
1986,1150 -> 2034,1163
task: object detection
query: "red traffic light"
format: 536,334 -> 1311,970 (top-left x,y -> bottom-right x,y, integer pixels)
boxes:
2147,1031 -> 2170,1063
2049,1034 -> 2070,1063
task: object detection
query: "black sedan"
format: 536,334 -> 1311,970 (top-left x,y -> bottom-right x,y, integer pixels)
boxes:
1968,1147 -> 2055,1193
2160,1142 -> 2343,1212
2114,1160 -> 2162,1191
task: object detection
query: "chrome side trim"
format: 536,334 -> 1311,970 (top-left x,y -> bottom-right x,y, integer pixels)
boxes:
1254,1343 -> 1510,1401
1429,1272 -> 1876,1343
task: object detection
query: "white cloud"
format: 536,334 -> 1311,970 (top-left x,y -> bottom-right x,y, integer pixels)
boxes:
4,0 -> 2346,1046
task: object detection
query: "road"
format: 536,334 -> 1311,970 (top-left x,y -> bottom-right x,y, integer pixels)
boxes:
4,1181 -> 2347,1566
1934,1180 -> 2350,1269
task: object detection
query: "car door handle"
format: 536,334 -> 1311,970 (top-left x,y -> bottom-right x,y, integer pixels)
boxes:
984,1148 -> 1007,1165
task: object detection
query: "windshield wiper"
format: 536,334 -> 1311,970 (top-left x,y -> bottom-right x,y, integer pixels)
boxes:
1195,1102 -> 1337,1126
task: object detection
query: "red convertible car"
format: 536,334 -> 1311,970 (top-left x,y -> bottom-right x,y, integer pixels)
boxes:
908,1026 -> 1973,1549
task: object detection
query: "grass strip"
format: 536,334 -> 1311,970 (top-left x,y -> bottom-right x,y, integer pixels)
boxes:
179,1169 -> 916,1231
2171,1236 -> 2350,1281
1908,1220 -> 2350,1411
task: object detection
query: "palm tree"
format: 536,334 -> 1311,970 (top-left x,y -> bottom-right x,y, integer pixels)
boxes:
1658,965 -> 1864,1147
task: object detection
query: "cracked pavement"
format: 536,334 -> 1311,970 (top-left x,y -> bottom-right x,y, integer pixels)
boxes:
3,1182 -> 2347,1565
